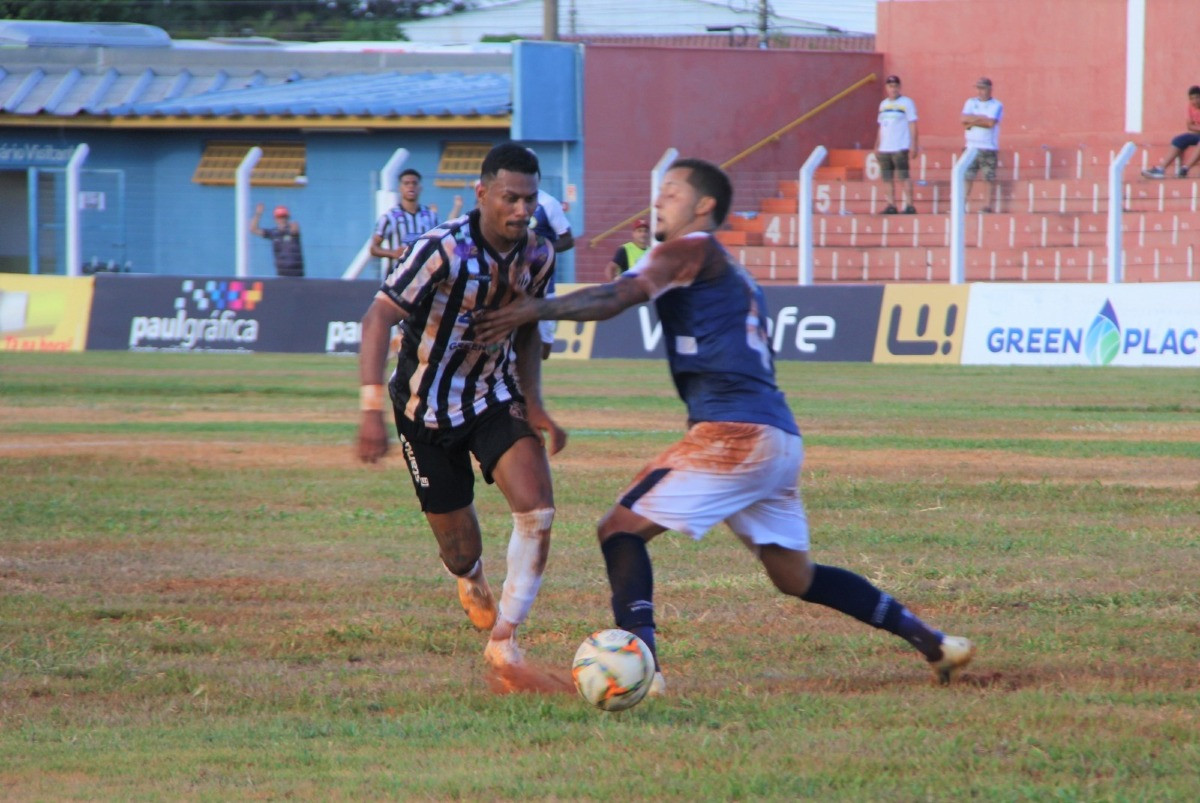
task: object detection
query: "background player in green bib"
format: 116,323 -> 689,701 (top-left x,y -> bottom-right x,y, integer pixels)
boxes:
606,218 -> 651,280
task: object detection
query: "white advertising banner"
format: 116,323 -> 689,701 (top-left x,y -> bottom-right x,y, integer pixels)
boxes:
962,283 -> 1200,367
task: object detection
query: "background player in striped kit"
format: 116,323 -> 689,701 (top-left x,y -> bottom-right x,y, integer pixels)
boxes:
356,143 -> 565,672
475,157 -> 975,692
528,175 -> 574,359
370,168 -> 463,277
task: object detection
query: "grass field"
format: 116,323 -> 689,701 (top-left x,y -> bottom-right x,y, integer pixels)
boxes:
2,352 -> 1198,800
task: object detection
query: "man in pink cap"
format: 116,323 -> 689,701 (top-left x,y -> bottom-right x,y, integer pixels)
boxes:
605,218 -> 652,280
250,203 -> 304,277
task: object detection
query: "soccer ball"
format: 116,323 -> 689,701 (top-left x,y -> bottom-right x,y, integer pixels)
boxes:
571,628 -> 656,711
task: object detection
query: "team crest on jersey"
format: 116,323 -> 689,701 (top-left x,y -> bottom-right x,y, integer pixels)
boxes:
509,402 -> 528,421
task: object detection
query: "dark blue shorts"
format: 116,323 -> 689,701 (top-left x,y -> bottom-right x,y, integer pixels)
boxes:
1170,133 -> 1200,150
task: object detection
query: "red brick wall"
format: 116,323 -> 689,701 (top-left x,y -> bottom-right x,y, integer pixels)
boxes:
580,44 -> 883,281
875,0 -> 1200,148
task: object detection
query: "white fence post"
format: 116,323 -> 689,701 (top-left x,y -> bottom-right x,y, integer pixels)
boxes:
65,143 -> 90,277
235,146 -> 262,279
950,147 -> 978,284
342,148 -> 410,280
797,146 -> 827,286
1107,142 -> 1137,284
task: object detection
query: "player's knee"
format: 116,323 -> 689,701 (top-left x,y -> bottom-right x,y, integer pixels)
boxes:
596,507 -> 629,542
761,544 -> 815,597
440,549 -> 482,578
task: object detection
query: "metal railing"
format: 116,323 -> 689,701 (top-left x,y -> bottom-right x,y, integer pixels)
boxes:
1106,142 -> 1137,283
789,141 -> 1153,284
587,72 -> 878,249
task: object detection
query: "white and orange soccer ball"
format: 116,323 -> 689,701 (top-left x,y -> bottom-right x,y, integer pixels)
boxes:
571,628 -> 656,711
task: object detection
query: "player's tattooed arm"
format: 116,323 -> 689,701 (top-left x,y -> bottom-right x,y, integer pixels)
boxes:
542,277 -> 647,322
473,276 -> 648,343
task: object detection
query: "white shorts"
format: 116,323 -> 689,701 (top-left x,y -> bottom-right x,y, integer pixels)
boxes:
539,318 -> 555,345
619,422 -> 809,552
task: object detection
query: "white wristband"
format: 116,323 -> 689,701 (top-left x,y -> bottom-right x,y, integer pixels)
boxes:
360,384 -> 386,412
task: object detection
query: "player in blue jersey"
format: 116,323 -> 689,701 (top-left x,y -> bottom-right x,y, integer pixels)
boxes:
474,157 -> 975,690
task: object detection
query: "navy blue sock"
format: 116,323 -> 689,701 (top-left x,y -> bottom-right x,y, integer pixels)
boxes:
800,563 -> 944,660
600,533 -> 658,667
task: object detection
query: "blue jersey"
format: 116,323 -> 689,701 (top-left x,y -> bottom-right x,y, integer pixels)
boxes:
625,232 -> 798,435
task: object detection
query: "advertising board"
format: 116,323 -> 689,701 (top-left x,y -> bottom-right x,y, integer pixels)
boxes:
0,275 -> 94,352
87,275 -> 377,353
579,284 -> 883,362
962,283 -> 1200,367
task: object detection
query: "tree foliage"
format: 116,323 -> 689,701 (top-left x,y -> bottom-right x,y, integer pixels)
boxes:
0,1 -> 451,42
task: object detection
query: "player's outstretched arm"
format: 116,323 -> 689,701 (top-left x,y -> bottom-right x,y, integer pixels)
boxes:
356,297 -> 404,464
513,322 -> 567,456
473,277 -> 648,343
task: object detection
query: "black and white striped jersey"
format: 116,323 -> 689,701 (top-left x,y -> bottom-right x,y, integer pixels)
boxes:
378,209 -> 556,430
374,204 -> 441,250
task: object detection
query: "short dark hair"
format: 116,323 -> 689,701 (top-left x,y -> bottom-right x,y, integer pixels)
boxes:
480,142 -> 540,182
1189,85 -> 1200,97
669,158 -> 733,227
399,168 -> 422,181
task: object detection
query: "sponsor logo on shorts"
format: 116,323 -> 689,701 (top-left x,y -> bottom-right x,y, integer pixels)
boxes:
399,434 -> 429,487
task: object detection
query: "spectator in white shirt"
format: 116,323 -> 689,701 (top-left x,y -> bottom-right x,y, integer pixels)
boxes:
961,77 -> 1004,212
875,74 -> 920,214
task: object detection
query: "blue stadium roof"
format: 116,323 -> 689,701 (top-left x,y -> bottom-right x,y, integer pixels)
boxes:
108,70 -> 511,118
0,21 -> 513,127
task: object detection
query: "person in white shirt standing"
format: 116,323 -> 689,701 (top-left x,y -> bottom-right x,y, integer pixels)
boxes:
961,77 -> 1004,212
875,74 -> 920,214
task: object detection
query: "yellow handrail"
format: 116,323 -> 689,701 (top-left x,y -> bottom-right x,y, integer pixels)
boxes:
587,72 -> 878,248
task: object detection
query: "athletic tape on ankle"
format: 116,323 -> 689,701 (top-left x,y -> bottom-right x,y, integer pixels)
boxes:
498,507 -> 555,626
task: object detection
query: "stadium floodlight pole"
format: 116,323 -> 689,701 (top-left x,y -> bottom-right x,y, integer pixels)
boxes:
235,146 -> 263,279
65,143 -> 90,277
341,148 -> 409,280
649,147 -> 679,253
949,147 -> 977,285
797,145 -> 827,286
1106,141 -> 1137,284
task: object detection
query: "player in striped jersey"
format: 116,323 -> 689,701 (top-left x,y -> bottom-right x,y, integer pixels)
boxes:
370,169 -> 463,276
356,143 -> 566,671
475,158 -> 975,689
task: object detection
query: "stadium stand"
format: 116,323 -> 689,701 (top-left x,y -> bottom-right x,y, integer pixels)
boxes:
717,146 -> 1198,284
